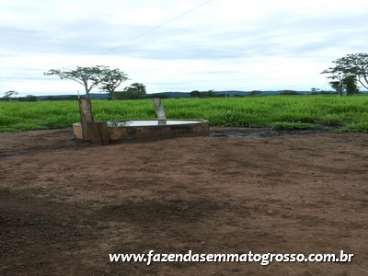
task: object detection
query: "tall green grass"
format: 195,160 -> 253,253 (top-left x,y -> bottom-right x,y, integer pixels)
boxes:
1,95 -> 368,132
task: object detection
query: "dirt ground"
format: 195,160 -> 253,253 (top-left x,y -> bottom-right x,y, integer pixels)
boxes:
0,128 -> 368,276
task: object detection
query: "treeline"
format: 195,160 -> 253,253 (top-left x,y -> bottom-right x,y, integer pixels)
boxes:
3,53 -> 368,100
1,90 -> 347,102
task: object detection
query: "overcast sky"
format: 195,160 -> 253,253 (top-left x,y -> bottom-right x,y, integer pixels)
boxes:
0,0 -> 367,95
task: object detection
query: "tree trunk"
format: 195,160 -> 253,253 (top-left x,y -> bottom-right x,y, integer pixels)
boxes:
83,80 -> 90,98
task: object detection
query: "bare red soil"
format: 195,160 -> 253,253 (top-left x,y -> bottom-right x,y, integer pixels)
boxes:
0,129 -> 367,275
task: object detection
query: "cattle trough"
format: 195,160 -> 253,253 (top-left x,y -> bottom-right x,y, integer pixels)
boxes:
73,98 -> 209,144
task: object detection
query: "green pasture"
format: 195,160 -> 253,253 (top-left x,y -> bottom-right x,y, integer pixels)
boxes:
1,95 -> 368,133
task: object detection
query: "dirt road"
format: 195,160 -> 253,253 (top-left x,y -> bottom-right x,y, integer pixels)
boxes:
0,129 -> 367,275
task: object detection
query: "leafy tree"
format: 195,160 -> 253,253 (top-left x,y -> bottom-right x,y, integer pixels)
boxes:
279,90 -> 299,95
322,53 -> 368,90
190,90 -> 201,97
328,75 -> 359,96
2,90 -> 18,99
124,83 -> 146,96
329,81 -> 343,95
249,90 -> 262,96
100,68 -> 128,97
207,89 -> 216,97
190,90 -> 216,97
45,66 -> 109,96
343,74 -> 359,95
113,83 -> 147,99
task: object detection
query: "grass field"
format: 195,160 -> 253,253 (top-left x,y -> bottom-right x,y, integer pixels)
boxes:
1,95 -> 368,132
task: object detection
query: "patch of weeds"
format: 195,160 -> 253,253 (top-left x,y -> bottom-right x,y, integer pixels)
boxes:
317,114 -> 344,126
345,122 -> 368,133
271,122 -> 319,131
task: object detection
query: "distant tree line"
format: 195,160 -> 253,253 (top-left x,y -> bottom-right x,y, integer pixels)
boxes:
3,54 -> 368,100
189,90 -> 218,97
0,89 -> 352,101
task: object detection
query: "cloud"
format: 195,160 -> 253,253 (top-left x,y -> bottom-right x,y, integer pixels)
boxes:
0,0 -> 367,95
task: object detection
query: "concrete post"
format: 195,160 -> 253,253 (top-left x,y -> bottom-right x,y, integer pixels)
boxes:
78,98 -> 110,145
153,98 -> 167,125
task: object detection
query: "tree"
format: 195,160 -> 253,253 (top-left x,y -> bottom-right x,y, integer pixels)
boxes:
207,89 -> 216,97
190,90 -> 201,97
328,75 -> 359,96
343,74 -> 359,95
322,53 -> 368,90
310,88 -> 320,93
329,81 -> 343,95
279,90 -> 299,95
249,90 -> 262,96
100,68 -> 128,97
2,90 -> 18,99
190,90 -> 216,97
124,83 -> 146,96
44,66 -> 109,96
113,83 -> 147,99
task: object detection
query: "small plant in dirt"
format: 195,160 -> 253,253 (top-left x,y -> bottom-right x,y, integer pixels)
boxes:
272,122 -> 318,131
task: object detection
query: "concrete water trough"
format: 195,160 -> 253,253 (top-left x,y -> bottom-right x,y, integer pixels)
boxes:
73,98 -> 209,143
73,119 -> 209,142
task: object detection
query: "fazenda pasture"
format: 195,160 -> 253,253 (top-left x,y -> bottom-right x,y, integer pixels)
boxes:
1,95 -> 368,133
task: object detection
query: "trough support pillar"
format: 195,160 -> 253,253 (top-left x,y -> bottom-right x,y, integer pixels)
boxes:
78,98 -> 110,145
79,98 -> 94,140
153,98 -> 167,125
86,122 -> 110,145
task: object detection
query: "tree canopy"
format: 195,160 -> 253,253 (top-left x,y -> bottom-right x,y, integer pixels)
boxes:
45,65 -> 110,96
2,90 -> 18,99
100,68 -> 128,96
112,83 -> 147,99
322,53 -> 368,90
124,83 -> 147,96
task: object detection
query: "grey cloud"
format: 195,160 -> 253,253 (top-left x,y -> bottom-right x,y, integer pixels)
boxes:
0,13 -> 367,61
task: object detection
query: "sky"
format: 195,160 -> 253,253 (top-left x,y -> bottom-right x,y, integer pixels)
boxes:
0,0 -> 367,96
